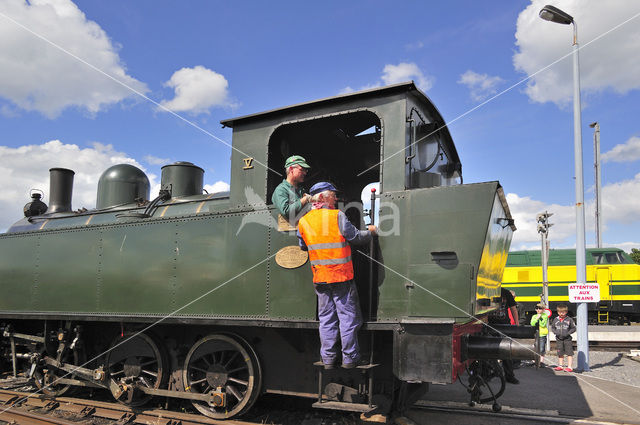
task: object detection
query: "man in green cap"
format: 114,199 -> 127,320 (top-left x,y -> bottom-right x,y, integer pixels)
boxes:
271,155 -> 312,222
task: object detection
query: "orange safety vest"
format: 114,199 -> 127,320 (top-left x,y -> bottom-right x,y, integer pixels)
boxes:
298,209 -> 354,284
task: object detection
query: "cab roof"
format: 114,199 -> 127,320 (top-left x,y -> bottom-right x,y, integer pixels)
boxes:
220,81 -> 459,166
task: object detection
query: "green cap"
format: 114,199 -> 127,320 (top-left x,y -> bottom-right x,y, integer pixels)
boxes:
284,155 -> 310,169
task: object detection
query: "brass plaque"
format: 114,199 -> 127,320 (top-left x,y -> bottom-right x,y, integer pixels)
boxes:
275,245 -> 308,269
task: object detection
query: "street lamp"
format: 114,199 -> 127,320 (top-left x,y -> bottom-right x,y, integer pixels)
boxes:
539,4 -> 590,372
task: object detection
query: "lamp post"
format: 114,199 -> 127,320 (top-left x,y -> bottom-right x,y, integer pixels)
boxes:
539,4 -> 590,372
590,122 -> 602,248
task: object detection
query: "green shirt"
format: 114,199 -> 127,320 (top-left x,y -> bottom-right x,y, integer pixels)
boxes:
272,179 -> 305,220
530,311 -> 550,336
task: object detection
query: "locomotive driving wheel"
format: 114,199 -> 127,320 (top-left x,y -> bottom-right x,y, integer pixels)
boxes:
105,332 -> 168,407
183,333 -> 262,419
33,345 -> 84,397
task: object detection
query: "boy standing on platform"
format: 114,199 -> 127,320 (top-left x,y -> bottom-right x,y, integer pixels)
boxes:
550,304 -> 576,372
530,302 -> 551,366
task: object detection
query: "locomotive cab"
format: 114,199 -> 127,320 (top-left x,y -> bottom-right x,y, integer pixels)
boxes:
221,82 -> 526,387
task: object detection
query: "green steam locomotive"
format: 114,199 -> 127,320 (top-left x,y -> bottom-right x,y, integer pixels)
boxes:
0,82 -> 531,418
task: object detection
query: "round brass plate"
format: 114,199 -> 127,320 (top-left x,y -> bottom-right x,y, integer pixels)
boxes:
275,245 -> 308,269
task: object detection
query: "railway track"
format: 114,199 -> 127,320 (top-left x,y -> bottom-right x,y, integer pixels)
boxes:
0,406 -> 79,425
409,401 -> 631,425
587,341 -> 640,351
0,388 -> 257,425
7,388 -> 588,425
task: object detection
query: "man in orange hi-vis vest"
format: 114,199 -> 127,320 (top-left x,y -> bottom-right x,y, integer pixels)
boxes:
297,182 -> 377,369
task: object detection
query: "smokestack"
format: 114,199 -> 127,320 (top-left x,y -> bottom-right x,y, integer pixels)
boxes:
48,168 -> 75,213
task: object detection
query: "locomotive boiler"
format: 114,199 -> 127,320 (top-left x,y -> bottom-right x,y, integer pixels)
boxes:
0,82 -> 533,418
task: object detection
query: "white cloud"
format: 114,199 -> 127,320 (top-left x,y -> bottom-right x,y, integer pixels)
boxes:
0,0 -> 148,118
602,136 -> 640,163
506,172 -> 640,249
340,62 -> 434,94
458,70 -> 505,102
513,0 -> 640,106
339,83 -> 383,95
601,172 -> 640,224
160,66 -> 236,114
0,141 -> 157,231
405,41 -> 424,51
144,155 -> 171,166
505,192 -> 576,249
339,86 -> 355,95
205,181 -> 230,194
381,63 -> 433,92
615,242 -> 640,254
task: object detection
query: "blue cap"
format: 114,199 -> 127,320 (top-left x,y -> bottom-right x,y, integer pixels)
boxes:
309,182 -> 337,195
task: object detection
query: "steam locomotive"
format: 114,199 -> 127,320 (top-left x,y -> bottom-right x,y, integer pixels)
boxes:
0,82 -> 533,418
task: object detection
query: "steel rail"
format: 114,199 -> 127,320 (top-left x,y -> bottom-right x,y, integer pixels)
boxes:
411,401 -> 628,425
0,407 -> 79,425
0,388 -> 257,425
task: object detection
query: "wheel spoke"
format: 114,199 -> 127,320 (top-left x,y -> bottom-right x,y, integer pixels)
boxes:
190,366 -> 209,374
142,369 -> 158,378
227,376 -> 248,386
111,370 -> 125,377
227,365 -> 248,374
140,359 -> 157,367
223,351 -> 239,368
190,377 -> 208,385
226,384 -> 243,402
200,355 -> 211,367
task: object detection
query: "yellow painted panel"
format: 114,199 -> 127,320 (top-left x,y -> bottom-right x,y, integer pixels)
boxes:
596,267 -> 611,300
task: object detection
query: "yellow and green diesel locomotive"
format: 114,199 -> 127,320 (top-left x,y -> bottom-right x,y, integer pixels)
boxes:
503,248 -> 640,324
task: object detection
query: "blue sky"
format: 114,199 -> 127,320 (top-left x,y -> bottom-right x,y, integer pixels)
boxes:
0,0 -> 639,252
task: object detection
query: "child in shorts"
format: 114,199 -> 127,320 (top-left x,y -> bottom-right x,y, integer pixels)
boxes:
550,304 -> 576,372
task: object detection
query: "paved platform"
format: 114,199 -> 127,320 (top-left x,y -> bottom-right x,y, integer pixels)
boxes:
416,360 -> 640,424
